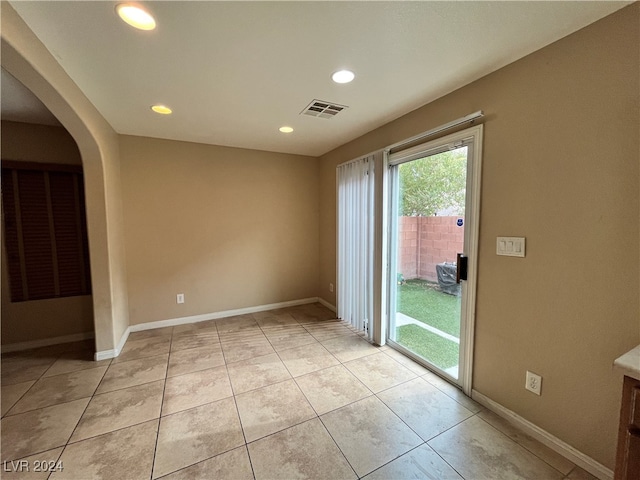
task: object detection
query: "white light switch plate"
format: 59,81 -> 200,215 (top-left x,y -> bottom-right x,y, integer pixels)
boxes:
497,237 -> 525,257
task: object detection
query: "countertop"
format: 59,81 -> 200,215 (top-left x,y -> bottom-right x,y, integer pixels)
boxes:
614,344 -> 640,381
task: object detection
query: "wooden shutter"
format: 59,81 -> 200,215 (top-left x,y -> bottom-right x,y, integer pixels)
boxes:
1,163 -> 91,302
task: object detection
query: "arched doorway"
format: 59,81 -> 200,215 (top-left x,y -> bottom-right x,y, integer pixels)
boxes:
2,2 -> 130,357
1,68 -> 94,349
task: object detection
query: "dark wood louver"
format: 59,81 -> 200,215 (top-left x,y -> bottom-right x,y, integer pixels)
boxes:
1,162 -> 91,302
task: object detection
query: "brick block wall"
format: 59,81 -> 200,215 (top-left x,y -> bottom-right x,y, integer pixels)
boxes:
398,216 -> 464,282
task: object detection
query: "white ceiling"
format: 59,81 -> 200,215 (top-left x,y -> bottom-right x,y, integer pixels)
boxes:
5,1 -> 630,157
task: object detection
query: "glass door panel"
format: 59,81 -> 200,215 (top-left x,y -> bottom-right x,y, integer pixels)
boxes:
388,146 -> 468,380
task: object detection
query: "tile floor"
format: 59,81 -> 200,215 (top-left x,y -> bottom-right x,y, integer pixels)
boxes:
1,303 -> 598,480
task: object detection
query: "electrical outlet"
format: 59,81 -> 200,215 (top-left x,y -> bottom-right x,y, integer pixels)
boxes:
329,283 -> 334,292
177,293 -> 185,304
525,371 -> 542,395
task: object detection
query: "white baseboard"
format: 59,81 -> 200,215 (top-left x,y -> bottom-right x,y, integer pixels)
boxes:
94,327 -> 130,361
317,297 -> 337,312
94,297 -> 322,360
128,297 -> 320,333
1,332 -> 94,354
471,390 -> 613,480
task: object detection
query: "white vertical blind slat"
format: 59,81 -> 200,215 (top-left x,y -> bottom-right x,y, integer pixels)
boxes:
337,156 -> 374,340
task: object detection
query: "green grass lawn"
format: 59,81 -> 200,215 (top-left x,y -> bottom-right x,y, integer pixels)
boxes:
397,279 -> 461,336
396,279 -> 460,370
396,324 -> 459,369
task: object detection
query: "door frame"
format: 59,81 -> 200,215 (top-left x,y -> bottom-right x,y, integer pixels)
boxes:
383,124 -> 483,395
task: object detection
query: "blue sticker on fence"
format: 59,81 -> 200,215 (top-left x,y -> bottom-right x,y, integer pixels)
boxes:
457,218 -> 464,227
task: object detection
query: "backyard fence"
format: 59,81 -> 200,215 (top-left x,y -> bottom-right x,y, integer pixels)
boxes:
398,216 -> 464,283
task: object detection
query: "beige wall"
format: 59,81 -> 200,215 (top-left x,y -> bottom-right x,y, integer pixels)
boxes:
1,120 -> 94,345
120,135 -> 319,325
2,3 -> 130,352
319,4 -> 639,469
1,120 -> 82,166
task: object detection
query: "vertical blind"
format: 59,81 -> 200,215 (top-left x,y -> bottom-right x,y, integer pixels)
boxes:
337,155 -> 374,340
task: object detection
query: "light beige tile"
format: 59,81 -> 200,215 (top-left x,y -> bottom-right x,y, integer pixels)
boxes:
162,366 -> 232,415
235,379 -> 316,442
320,395 -> 422,477
428,416 -> 564,480
71,380 -> 164,442
7,366 -> 107,415
295,364 -> 372,415
128,326 -> 174,340
1,354 -> 57,386
377,377 -> 473,441
478,409 -> 576,475
253,311 -> 300,328
289,304 -> 336,323
0,447 -> 64,480
227,352 -> 291,394
344,352 -> 416,393
218,328 -> 267,346
422,371 -> 483,413
172,320 -> 217,335
160,446 -> 253,480
248,418 -> 356,480
261,326 -> 317,351
321,335 -> 380,362
215,314 -> 259,334
260,307 -> 291,316
1,398 -> 89,461
565,466 -> 599,480
362,444 -> 463,480
310,302 -> 337,316
50,420 -> 158,480
1,381 -> 34,416
220,334 -> 275,364
382,347 -> 432,375
195,319 -> 219,330
278,342 -> 339,377
114,335 -> 171,363
96,354 -> 168,394
167,343 -> 225,378
42,350 -> 111,378
153,397 -> 244,479
217,329 -> 265,343
218,329 -> 267,343
303,323 -> 354,342
170,330 -> 220,352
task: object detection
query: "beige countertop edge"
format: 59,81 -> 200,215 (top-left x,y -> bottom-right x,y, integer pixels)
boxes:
614,344 -> 640,381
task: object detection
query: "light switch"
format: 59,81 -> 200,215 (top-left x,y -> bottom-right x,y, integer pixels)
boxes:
497,237 -> 526,257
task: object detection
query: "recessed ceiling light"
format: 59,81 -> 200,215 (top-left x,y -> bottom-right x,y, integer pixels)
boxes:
116,4 -> 156,31
279,126 -> 294,133
332,70 -> 355,84
151,105 -> 172,115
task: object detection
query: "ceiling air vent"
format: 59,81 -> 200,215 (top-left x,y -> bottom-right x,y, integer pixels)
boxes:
301,100 -> 348,119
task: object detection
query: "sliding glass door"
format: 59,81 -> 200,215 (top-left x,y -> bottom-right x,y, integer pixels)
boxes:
387,126 -> 482,389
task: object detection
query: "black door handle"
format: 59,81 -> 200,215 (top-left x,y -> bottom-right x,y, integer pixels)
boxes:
456,253 -> 468,283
